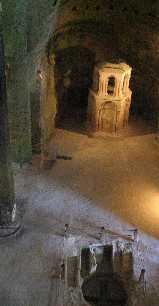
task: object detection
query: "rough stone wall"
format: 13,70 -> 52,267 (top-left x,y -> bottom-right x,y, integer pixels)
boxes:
1,0 -> 58,161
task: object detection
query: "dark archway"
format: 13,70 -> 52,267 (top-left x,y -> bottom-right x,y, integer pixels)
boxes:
126,69 -> 157,135
82,272 -> 128,306
54,47 -> 95,133
81,245 -> 128,306
30,86 -> 41,154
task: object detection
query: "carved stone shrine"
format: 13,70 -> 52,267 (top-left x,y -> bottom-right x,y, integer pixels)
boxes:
87,62 -> 132,133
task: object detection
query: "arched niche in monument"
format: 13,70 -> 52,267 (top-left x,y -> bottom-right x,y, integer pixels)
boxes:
87,62 -> 132,133
107,76 -> 116,96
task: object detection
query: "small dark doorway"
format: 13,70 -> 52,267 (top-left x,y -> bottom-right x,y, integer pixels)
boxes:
30,87 -> 41,154
54,47 -> 95,132
127,72 -> 156,135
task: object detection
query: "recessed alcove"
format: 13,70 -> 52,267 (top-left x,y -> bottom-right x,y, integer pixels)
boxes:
81,244 -> 132,306
128,73 -> 157,135
30,84 -> 41,154
72,6 -> 78,12
109,5 -> 114,11
82,273 -> 128,306
54,47 -> 95,133
96,5 -> 100,11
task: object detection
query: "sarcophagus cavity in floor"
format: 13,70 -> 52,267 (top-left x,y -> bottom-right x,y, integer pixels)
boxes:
87,62 -> 132,133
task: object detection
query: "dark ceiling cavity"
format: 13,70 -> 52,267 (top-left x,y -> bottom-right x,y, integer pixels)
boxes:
109,5 -> 114,11
72,6 -> 78,12
96,5 -> 100,11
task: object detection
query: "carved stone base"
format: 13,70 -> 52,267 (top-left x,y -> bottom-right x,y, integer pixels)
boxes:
0,201 -> 23,238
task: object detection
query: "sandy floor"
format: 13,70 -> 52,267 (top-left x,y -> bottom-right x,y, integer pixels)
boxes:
50,126 -> 159,237
0,127 -> 159,305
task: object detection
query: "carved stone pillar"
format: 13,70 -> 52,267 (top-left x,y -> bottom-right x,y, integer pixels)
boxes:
0,10 -> 15,225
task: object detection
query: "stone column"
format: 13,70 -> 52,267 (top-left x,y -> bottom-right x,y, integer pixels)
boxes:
0,6 -> 15,225
40,55 -> 57,168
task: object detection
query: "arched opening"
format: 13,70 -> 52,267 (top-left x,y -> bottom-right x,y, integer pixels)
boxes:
129,72 -> 157,135
107,76 -> 115,96
30,83 -> 41,154
54,47 -> 95,133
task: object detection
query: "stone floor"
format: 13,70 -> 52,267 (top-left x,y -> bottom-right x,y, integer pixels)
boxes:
0,125 -> 159,305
